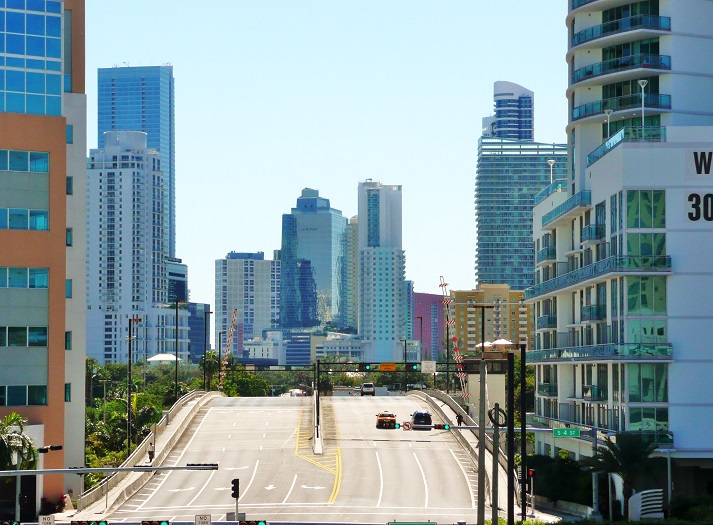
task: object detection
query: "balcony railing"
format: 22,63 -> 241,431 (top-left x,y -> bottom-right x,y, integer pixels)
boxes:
571,0 -> 598,9
583,384 -> 608,402
525,255 -> 671,299
581,224 -> 606,243
536,246 -> 557,264
527,342 -> 673,362
537,314 -> 557,330
572,93 -> 671,122
572,15 -> 672,47
538,383 -> 558,397
534,179 -> 567,206
587,126 -> 667,166
532,415 -> 674,446
572,54 -> 671,84
542,190 -> 591,228
581,304 -> 607,322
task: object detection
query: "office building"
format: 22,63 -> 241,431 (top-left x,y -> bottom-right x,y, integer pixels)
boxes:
87,131 -> 188,363
97,65 -> 176,257
215,252 -> 280,351
337,216 -> 359,331
279,214 -> 318,329
166,258 -> 188,302
475,137 -> 567,290
0,0 -> 86,504
187,302 -> 211,364
358,180 -> 407,362
414,293 -> 445,361
481,81 -> 534,141
527,0 -> 713,499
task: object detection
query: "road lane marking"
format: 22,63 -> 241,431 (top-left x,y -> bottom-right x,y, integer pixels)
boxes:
282,474 -> 297,503
237,459 -> 260,502
450,448 -> 476,509
327,448 -> 341,504
414,452 -> 429,508
265,484 -> 276,491
375,451 -> 384,508
227,434 -> 231,439
187,469 -> 217,507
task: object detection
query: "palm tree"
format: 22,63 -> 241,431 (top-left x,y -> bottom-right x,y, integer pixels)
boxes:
200,350 -> 220,389
0,412 -> 38,471
582,432 -> 659,519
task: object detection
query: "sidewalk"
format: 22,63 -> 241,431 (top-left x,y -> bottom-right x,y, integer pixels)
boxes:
57,391 -> 222,522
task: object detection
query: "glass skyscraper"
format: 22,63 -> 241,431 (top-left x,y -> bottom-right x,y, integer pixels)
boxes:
97,65 -> 176,257
481,81 -> 534,141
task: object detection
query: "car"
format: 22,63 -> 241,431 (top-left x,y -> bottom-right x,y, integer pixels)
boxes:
360,382 -> 376,396
376,411 -> 397,429
411,410 -> 432,429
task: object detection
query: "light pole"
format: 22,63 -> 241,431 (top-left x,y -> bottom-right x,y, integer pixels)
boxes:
203,309 -> 213,390
605,108 -> 613,138
638,79 -> 649,135
127,315 -> 140,459
218,330 -> 226,390
547,159 -> 556,184
474,302 -> 494,525
174,300 -> 185,403
16,445 -> 62,521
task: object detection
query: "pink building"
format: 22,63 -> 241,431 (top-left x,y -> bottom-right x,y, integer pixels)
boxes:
414,293 -> 445,361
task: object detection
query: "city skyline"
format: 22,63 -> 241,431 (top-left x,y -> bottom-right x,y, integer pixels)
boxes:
84,2 -> 569,312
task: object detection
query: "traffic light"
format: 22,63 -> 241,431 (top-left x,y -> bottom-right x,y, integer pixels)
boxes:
409,363 -> 419,370
394,422 -> 401,429
140,521 -> 169,525
358,363 -> 372,372
72,521 -> 108,525
528,468 -> 535,479
239,521 -> 268,525
231,478 -> 240,499
433,423 -> 451,430
4,521 -> 20,525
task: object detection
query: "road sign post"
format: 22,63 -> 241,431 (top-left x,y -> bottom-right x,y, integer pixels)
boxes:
195,515 -> 211,525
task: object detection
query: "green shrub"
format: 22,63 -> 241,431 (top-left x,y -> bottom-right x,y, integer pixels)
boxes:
670,494 -> 713,518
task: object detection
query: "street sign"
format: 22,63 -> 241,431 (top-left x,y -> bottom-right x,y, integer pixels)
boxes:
39,516 -> 55,525
380,362 -> 397,372
553,428 -> 581,438
402,421 -> 412,431
421,360 -> 436,374
195,515 -> 211,525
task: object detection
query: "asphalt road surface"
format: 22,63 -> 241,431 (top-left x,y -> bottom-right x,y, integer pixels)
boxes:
108,395 -> 484,524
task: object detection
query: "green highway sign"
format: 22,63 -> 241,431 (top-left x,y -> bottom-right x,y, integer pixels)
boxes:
553,428 -> 581,438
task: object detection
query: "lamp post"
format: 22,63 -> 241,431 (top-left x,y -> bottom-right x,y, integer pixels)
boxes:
605,108 -> 613,138
638,79 -> 649,135
203,310 -> 213,390
127,315 -> 141,459
474,302 -> 494,525
173,300 -> 185,403
547,159 -> 556,184
218,330 -> 226,390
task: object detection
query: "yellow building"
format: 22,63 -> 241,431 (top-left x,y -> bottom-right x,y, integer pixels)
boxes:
450,284 -> 534,354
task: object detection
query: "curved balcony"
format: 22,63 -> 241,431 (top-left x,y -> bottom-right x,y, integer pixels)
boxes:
587,126 -> 667,166
534,179 -> 567,206
572,15 -> 671,47
572,93 -> 671,122
572,54 -> 671,85
542,190 -> 591,228
536,246 -> 557,265
571,0 -> 598,9
527,342 -> 673,362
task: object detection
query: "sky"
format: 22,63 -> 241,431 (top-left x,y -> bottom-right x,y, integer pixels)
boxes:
85,1 -> 569,309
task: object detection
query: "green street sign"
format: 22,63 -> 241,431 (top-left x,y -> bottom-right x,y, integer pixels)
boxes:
553,428 -> 581,438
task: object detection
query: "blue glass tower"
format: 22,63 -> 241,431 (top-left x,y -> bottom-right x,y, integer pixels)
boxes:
97,65 -> 176,257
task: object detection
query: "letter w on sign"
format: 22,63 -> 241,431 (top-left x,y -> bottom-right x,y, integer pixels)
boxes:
693,151 -> 713,175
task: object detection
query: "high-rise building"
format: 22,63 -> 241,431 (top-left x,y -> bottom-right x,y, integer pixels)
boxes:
358,180 -> 407,362
279,214 -> 318,329
166,257 -> 188,302
187,302 -> 211,364
414,293 -> 445,361
279,189 -> 346,326
527,0 -> 713,495
97,65 -> 176,257
337,216 -> 359,331
87,131 -> 188,363
215,252 -> 280,352
0,0 -> 86,503
475,120 -> 567,289
481,81 -> 534,141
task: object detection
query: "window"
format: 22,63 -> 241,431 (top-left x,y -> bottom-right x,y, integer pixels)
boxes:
65,383 -> 71,402
66,227 -> 73,246
66,176 -> 74,195
65,331 -> 72,350
65,279 -> 73,298
28,385 -> 47,406
66,125 -> 74,144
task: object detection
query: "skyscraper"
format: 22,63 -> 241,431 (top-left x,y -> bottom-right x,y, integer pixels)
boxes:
337,216 -> 359,332
414,293 -> 445,361
481,81 -> 534,141
87,131 -> 188,363
527,0 -> 713,495
358,180 -> 407,362
97,65 -> 176,257
0,0 -> 86,503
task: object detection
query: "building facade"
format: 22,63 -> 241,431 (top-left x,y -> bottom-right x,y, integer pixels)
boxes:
166,257 -> 188,302
481,81 -> 534,141
414,292 -> 445,361
357,180 -> 408,362
337,215 -> 358,331
187,302 -> 211,364
97,65 -> 176,257
527,0 -> 713,498
279,214 -> 318,329
0,0 -> 86,503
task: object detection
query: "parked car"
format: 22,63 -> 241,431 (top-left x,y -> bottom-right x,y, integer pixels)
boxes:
360,382 -> 376,396
376,411 -> 397,429
411,410 -> 432,429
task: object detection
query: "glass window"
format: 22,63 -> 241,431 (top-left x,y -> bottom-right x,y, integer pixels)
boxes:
640,190 -> 653,228
46,95 -> 60,115
8,267 -> 27,288
26,35 -> 45,57
27,0 -> 46,12
653,190 -> 666,228
9,209 -> 27,229
66,227 -> 72,246
46,1 -> 61,13
7,71 -> 24,93
0,387 -> 5,407
66,176 -> 73,195
653,276 -> 666,314
26,72 -> 44,94
0,267 -> 6,287
64,383 -> 71,402
26,95 -> 45,115
28,268 -> 48,288
6,93 -> 25,113
64,330 -> 71,350
29,151 -> 48,172
0,150 -> 7,170
66,124 -> 73,144
46,73 -> 60,94
0,327 -> 6,346
0,209 -> 7,229
26,13 -> 44,35
46,37 -> 60,58
626,190 -> 640,228
7,386 -> 27,407
46,15 -> 60,37
8,327 -> 27,346
65,278 -> 72,298
9,150 -> 28,171
27,385 -> 47,406
6,11 -> 24,33
28,326 -> 47,346
6,33 -> 25,54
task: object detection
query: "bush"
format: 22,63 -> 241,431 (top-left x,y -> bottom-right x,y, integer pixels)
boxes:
670,494 -> 713,518
683,505 -> 713,523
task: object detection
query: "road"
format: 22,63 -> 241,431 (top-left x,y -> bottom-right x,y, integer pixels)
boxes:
107,395 -> 485,524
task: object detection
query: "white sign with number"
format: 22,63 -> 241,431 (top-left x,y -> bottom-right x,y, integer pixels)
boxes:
39,516 -> 55,525
195,514 -> 211,525
421,360 -> 436,374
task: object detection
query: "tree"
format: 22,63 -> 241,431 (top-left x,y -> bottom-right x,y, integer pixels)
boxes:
582,432 -> 659,520
200,350 -> 220,389
0,413 -> 38,472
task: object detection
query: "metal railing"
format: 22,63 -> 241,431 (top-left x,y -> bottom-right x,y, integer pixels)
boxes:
587,126 -> 666,166
537,314 -> 557,330
536,246 -> 557,264
537,383 -> 558,397
583,384 -> 608,402
581,224 -> 606,243
573,93 -> 671,122
527,342 -> 673,362
572,53 -> 671,84
534,179 -> 567,206
572,15 -> 671,47
525,255 -> 671,299
542,190 -> 591,227
581,304 -> 607,322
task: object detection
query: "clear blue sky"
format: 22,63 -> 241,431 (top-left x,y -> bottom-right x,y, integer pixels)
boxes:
85,1 -> 569,308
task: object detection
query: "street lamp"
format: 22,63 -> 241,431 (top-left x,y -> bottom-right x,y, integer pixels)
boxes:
605,108 -> 613,138
174,300 -> 186,403
127,315 -> 141,459
547,159 -> 556,184
203,310 -> 213,390
638,79 -> 649,135
218,330 -> 226,390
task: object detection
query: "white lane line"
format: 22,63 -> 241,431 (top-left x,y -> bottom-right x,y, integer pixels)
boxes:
222,447 -> 225,452
228,434 -> 232,439
187,468 -> 217,507
259,445 -> 263,451
237,459 -> 260,502
282,474 -> 297,504
375,451 -> 384,508
262,433 -> 266,438
136,406 -> 212,510
450,448 -> 476,509
414,452 -> 429,508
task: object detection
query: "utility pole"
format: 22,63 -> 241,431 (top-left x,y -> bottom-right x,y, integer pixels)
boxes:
475,303 -> 494,525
